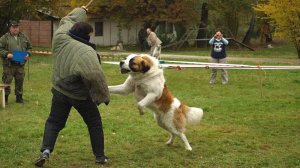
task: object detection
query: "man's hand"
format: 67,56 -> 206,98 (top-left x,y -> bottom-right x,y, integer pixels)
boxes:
81,6 -> 88,12
214,32 -> 223,39
24,55 -> 29,61
7,53 -> 13,59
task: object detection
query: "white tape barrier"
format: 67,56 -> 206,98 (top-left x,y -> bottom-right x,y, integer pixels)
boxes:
159,60 -> 251,67
162,64 -> 300,70
103,61 -> 300,70
103,61 -> 119,65
32,50 -> 52,55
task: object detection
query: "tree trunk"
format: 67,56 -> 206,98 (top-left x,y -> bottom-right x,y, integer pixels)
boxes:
226,11 -> 239,38
242,13 -> 256,44
196,3 -> 208,48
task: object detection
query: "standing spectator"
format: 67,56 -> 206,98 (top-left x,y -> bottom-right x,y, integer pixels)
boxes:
260,21 -> 273,48
209,31 -> 229,84
34,6 -> 110,167
146,27 -> 162,57
138,27 -> 148,52
0,20 -> 32,104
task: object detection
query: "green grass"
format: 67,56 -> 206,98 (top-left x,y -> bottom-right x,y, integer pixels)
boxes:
0,52 -> 299,168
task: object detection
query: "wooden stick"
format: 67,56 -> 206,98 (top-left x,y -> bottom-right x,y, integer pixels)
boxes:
85,0 -> 95,8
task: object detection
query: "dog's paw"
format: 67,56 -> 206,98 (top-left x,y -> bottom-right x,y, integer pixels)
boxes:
185,146 -> 192,151
166,141 -> 173,146
137,105 -> 145,115
166,137 -> 174,145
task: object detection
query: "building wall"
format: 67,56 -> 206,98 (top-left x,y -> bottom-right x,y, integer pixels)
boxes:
20,20 -> 52,48
53,19 -> 141,47
21,18 -> 142,48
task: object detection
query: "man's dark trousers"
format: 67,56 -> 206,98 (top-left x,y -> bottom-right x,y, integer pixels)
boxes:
40,88 -> 105,157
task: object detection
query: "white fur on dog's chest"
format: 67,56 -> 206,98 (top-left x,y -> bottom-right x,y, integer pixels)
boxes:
134,84 -> 148,100
133,71 -> 165,102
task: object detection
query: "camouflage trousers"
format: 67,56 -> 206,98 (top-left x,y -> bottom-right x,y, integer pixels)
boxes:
2,64 -> 25,96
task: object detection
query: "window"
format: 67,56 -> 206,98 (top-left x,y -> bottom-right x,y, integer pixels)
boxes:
95,22 -> 103,36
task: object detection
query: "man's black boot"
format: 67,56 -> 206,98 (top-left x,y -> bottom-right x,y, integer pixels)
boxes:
96,156 -> 109,164
5,95 -> 8,105
34,152 -> 49,167
16,95 -> 24,103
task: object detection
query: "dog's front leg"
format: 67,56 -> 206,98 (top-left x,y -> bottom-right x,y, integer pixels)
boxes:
109,77 -> 135,95
137,93 -> 157,115
109,84 -> 134,95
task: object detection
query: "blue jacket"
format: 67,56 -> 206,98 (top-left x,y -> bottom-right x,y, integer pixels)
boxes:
209,37 -> 229,59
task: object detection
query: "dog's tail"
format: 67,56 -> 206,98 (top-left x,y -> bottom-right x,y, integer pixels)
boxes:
186,107 -> 203,125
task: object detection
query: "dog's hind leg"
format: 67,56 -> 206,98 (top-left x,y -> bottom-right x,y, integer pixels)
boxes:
177,133 -> 192,151
166,133 -> 176,145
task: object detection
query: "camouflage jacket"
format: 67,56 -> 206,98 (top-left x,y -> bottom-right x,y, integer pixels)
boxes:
0,32 -> 32,65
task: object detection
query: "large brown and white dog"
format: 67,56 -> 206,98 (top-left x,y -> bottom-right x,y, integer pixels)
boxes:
108,54 -> 203,151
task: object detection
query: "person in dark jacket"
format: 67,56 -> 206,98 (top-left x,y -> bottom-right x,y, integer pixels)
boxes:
34,6 -> 110,167
208,31 -> 229,84
138,27 -> 148,52
0,20 -> 32,104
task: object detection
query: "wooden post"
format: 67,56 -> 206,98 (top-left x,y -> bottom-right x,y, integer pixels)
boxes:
85,0 -> 95,8
0,84 -> 9,108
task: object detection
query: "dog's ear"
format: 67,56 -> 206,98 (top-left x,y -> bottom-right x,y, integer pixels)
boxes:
141,60 -> 150,73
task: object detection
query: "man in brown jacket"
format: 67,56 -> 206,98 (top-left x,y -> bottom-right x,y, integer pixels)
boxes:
146,27 -> 162,57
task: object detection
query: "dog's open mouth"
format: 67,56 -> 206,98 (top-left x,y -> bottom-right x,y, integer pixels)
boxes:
121,68 -> 130,74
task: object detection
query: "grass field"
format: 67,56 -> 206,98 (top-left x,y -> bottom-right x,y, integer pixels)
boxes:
0,47 -> 299,167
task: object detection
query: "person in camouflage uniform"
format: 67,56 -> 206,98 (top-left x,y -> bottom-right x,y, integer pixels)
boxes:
0,20 -> 32,104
